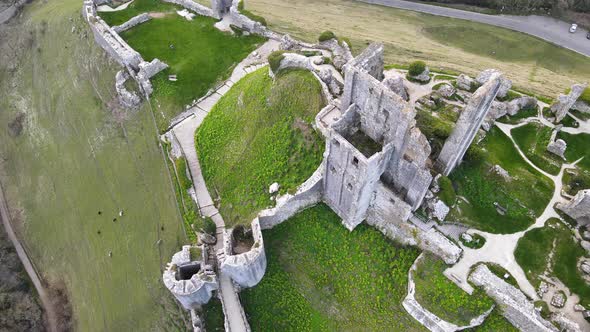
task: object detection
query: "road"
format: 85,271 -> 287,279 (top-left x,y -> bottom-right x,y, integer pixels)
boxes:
0,181 -> 59,332
359,0 -> 590,57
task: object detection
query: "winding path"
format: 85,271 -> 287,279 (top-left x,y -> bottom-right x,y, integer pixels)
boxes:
171,40 -> 279,332
0,181 -> 59,332
359,0 -> 590,57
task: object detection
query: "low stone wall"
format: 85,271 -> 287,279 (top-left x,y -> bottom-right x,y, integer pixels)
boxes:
220,219 -> 266,288
403,254 -> 493,332
258,165 -> 324,230
84,1 -> 143,70
469,264 -> 558,332
365,183 -> 462,264
115,70 -> 141,108
112,13 -> 151,33
163,0 -> 218,19
227,0 -> 281,40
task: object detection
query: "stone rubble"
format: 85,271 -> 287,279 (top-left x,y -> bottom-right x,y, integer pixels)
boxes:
550,292 -> 566,308
115,70 -> 141,108
556,189 -> 590,226
383,76 -> 409,101
490,164 -> 511,181
316,38 -> 353,70
573,100 -> 590,114
409,67 -> 430,83
476,68 -> 512,98
436,83 -> 455,98
456,74 -> 476,91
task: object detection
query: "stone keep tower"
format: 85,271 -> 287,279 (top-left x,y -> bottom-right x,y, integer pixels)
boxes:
436,72 -> 503,176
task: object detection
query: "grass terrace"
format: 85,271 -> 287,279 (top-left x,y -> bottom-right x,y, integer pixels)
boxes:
414,254 -> 494,326
196,68 -> 325,226
448,127 -> 554,234
515,219 -> 590,307
241,204 -> 424,331
512,122 -> 562,175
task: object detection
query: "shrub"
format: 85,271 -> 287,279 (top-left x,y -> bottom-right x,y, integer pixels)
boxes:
322,56 -> 332,65
408,61 -> 426,76
268,51 -> 286,73
202,216 -> 217,235
464,145 -> 485,163
580,87 -> 590,104
438,176 -> 456,206
318,30 -> 336,42
338,37 -> 352,51
237,0 -> 244,11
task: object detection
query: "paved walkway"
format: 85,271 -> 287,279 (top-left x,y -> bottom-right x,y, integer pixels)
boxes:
0,181 -> 59,332
359,0 -> 590,57
171,40 -> 279,332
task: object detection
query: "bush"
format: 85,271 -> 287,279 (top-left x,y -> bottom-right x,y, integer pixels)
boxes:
237,0 -> 244,11
408,61 -> 426,76
580,87 -> 590,104
338,37 -> 352,51
322,56 -> 332,65
268,51 -> 286,73
318,30 -> 336,42
202,216 -> 217,235
438,176 -> 456,206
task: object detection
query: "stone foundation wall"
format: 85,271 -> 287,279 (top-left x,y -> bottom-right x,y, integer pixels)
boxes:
258,166 -> 324,230
469,264 -> 558,332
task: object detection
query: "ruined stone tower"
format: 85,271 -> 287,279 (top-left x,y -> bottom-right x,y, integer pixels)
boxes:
436,73 -> 503,176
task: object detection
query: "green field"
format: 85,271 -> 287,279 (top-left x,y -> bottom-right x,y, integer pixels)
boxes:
512,122 -> 562,175
448,127 -> 554,233
0,0 -> 190,330
414,254 -> 493,326
196,68 -> 325,226
241,204 -> 424,331
515,219 -> 590,307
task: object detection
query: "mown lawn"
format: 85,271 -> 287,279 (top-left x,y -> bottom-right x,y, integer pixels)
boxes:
196,68 -> 325,226
448,127 -> 554,234
240,204 -> 425,331
414,254 -> 494,326
512,122 -> 562,175
113,10 -> 264,130
515,219 -> 590,307
0,1 -> 188,330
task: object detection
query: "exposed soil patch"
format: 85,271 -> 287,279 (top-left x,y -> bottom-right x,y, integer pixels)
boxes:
7,112 -> 25,137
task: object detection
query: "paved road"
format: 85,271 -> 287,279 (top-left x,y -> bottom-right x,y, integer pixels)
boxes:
359,0 -> 590,57
0,181 -> 58,332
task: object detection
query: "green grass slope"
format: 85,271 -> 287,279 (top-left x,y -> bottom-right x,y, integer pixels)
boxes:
241,204 -> 424,331
196,68 -> 325,226
0,0 -> 187,330
448,127 -> 554,233
512,122 -> 562,175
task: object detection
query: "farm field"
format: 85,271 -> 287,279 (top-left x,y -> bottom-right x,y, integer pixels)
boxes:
246,0 -> 590,98
448,127 -> 554,233
0,0 -> 189,330
196,68 -> 325,226
241,204 -> 425,331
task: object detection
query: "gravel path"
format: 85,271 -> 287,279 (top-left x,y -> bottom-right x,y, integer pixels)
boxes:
359,0 -> 590,57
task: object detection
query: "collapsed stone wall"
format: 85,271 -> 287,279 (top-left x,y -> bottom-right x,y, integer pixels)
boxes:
348,43 -> 384,81
220,219 -> 266,288
365,183 -> 462,264
112,13 -> 151,34
258,165 -> 324,230
115,70 -> 141,108
83,2 -> 143,70
551,83 -> 587,123
557,189 -> 590,226
162,0 -> 218,19
436,72 -> 502,176
469,264 -> 558,332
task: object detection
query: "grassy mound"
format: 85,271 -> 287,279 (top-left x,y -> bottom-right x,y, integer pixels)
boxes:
515,219 -> 590,306
414,254 -> 493,326
196,68 -> 325,226
512,122 -> 562,175
240,204 -> 424,331
448,127 -> 554,234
